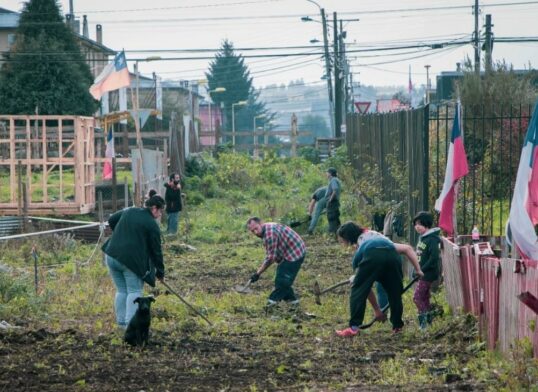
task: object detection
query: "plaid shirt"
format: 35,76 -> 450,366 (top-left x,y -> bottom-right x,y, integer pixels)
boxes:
261,223 -> 306,266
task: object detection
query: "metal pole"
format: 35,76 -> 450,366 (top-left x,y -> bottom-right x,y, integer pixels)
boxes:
484,14 -> 493,73
232,104 -> 236,151
424,65 -> 431,104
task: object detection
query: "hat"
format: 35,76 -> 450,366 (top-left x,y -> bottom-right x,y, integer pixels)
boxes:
327,167 -> 337,177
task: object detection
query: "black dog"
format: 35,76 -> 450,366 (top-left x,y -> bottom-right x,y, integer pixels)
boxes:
124,296 -> 155,346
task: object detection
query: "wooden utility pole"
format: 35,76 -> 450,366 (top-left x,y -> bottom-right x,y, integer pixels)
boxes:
333,12 -> 342,138
484,14 -> 493,73
320,8 -> 335,137
474,0 -> 480,75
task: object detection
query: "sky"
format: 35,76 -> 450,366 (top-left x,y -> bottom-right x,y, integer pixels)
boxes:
3,0 -> 538,94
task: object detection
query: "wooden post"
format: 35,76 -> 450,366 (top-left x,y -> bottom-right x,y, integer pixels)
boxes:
31,245 -> 38,294
17,160 -> 22,217
124,177 -> 129,208
290,113 -> 298,157
136,158 -> 142,207
98,191 -> 105,266
23,178 -> 29,232
112,157 -> 117,211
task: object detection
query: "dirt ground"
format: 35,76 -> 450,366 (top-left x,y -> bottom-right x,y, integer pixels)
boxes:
0,236 -> 490,391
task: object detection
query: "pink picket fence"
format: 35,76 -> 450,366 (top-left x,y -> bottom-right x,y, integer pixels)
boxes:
441,236 -> 538,356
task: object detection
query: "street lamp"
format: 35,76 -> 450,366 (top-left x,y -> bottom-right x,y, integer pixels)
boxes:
232,100 -> 247,151
253,114 -> 265,157
207,87 -> 226,144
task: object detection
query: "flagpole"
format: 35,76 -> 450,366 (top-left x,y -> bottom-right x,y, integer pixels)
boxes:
132,61 -> 145,205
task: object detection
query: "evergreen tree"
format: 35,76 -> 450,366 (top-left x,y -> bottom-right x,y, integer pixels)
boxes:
205,40 -> 272,147
0,0 -> 97,115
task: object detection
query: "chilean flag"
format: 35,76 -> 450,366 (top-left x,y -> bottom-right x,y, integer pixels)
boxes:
103,127 -> 114,180
435,102 -> 469,235
506,101 -> 538,260
90,51 -> 130,101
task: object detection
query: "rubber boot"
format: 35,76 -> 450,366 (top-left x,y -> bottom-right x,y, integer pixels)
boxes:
418,313 -> 428,330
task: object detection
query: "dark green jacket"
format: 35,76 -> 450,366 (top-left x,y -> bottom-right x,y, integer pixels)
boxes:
102,207 -> 164,287
416,227 -> 441,282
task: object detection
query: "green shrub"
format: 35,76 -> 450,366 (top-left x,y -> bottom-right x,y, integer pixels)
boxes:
298,146 -> 320,164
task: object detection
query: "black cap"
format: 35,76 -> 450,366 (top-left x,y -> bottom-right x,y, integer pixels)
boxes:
327,167 -> 337,177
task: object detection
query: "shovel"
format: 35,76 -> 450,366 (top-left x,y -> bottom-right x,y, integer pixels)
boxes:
161,281 -> 213,326
233,279 -> 253,294
313,278 -> 350,305
358,276 -> 419,330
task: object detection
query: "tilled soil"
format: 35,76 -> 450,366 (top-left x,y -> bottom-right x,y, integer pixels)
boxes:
0,236 -> 489,391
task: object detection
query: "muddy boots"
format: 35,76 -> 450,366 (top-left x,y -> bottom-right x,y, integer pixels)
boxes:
418,313 -> 428,329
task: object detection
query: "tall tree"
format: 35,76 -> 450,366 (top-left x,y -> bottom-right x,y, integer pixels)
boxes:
205,40 -> 272,145
0,0 -> 97,115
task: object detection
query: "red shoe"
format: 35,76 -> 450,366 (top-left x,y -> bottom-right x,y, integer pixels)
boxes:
336,327 -> 359,337
392,327 -> 403,334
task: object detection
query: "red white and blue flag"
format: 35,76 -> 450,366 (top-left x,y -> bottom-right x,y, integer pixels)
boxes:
506,101 -> 538,260
435,102 -> 469,235
103,127 -> 114,180
90,51 -> 130,100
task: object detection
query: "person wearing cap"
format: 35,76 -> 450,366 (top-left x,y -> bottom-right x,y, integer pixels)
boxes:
325,167 -> 341,235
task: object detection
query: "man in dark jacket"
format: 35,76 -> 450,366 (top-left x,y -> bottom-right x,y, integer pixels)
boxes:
412,211 -> 441,329
103,195 -> 165,328
164,173 -> 182,235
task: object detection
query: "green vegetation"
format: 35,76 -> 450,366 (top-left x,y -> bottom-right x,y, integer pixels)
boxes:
0,152 -> 537,390
0,0 -> 97,115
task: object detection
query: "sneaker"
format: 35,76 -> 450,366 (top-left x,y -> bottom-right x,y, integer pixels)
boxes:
287,299 -> 300,305
336,327 -> 359,337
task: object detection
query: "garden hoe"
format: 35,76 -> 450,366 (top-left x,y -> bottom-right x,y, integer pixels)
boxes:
358,276 -> 419,330
233,279 -> 253,294
313,278 -> 350,305
161,281 -> 213,326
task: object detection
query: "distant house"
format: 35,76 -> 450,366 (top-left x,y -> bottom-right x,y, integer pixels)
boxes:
375,98 -> 409,113
0,7 -> 114,78
199,101 -> 223,147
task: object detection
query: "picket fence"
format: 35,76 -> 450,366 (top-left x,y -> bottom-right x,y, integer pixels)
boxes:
440,237 -> 538,356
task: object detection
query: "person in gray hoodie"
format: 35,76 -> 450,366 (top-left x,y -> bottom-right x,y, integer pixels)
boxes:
412,211 -> 441,329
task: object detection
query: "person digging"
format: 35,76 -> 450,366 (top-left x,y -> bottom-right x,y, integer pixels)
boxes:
246,217 -> 306,308
335,221 -> 424,337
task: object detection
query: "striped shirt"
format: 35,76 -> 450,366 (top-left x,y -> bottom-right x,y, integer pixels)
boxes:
262,223 -> 306,265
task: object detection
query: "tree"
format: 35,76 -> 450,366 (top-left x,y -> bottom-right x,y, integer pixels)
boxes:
299,114 -> 330,144
205,40 -> 272,146
0,0 -> 97,115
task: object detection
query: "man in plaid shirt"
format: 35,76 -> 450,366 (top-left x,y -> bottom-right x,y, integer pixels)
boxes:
246,217 -> 306,306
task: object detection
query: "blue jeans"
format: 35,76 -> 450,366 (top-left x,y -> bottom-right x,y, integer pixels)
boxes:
106,255 -> 144,327
167,211 -> 179,235
308,198 -> 327,233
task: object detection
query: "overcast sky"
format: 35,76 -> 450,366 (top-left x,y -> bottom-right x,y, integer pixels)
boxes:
4,0 -> 538,93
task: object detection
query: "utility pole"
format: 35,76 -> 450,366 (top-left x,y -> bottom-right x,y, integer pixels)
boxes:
320,9 -> 335,138
474,0 -> 480,75
424,65 -> 431,104
339,19 -> 350,120
484,14 -> 493,73
333,12 -> 342,138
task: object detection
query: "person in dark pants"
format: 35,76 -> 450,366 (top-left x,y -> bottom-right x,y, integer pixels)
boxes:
164,173 -> 182,235
325,167 -> 341,235
335,221 -> 423,337
412,211 -> 441,329
246,217 -> 306,306
102,195 -> 166,329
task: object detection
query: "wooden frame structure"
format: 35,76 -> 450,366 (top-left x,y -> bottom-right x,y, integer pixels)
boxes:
0,115 -> 95,215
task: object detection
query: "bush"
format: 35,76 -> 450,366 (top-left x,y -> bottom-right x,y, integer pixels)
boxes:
298,146 -> 320,164
185,153 -> 215,178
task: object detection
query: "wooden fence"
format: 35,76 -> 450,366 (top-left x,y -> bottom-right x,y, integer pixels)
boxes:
0,115 -> 95,215
440,236 -> 538,356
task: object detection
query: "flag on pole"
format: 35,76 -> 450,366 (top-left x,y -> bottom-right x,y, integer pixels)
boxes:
90,51 -> 130,100
103,127 -> 114,180
506,101 -> 538,259
435,102 -> 469,235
